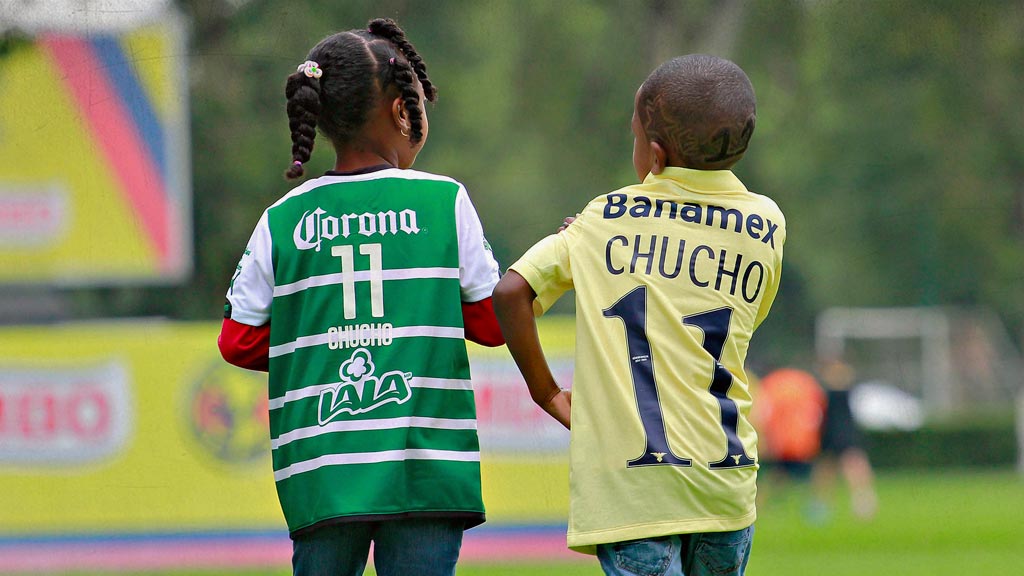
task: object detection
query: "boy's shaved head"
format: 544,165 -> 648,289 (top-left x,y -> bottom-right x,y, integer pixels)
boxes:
637,54 -> 756,170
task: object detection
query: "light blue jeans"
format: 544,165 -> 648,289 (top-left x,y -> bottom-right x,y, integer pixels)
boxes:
291,517 -> 464,576
596,526 -> 754,576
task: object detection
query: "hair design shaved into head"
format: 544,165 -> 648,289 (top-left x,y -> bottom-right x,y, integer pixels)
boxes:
637,54 -> 756,170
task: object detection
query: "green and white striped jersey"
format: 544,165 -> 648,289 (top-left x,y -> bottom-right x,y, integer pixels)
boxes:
226,167 -> 499,535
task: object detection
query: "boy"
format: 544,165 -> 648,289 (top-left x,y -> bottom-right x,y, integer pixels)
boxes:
492,54 -> 785,576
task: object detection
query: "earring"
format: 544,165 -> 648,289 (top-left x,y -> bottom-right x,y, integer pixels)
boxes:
401,128 -> 409,138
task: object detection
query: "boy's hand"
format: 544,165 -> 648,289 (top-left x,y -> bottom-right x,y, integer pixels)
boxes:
539,388 -> 571,429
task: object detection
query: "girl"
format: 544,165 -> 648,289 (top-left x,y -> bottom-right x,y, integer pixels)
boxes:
218,18 -> 503,576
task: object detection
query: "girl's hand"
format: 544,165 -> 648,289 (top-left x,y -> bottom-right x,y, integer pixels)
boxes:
558,214 -> 579,233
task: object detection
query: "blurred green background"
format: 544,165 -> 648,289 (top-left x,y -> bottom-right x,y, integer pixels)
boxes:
7,0 -> 1016,370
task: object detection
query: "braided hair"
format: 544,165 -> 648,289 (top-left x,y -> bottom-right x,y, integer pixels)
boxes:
284,18 -> 437,179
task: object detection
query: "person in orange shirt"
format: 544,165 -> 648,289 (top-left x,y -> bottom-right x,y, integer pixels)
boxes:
754,367 -> 827,485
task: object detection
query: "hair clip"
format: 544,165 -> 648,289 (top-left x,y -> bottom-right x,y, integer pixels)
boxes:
293,160 -> 302,166
297,60 -> 322,79
389,57 -> 395,65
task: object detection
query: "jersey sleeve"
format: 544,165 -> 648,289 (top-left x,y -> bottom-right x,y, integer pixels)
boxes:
508,220 -> 578,316
225,211 -> 274,326
455,186 -> 501,302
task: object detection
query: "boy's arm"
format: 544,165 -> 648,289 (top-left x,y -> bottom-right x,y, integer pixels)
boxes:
492,270 -> 571,429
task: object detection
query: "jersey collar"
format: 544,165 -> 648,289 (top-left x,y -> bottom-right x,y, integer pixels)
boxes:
644,166 -> 747,194
325,164 -> 395,177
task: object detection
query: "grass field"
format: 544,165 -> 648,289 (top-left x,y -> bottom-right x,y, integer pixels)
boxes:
77,469 -> 1023,576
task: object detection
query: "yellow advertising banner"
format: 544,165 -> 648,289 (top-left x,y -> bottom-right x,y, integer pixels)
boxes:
0,322 -> 282,533
0,319 -> 577,539
0,16 -> 190,285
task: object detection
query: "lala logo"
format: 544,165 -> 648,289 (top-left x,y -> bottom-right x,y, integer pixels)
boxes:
317,348 -> 412,425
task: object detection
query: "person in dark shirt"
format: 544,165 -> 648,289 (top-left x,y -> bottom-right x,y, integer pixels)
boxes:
812,358 -> 878,521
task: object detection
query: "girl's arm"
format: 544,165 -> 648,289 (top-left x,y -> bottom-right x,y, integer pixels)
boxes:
218,318 -> 271,372
462,297 -> 505,347
492,271 -> 571,429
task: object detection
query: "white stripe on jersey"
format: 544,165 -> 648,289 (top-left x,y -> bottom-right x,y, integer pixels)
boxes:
268,376 -> 473,410
268,325 -> 465,358
273,448 -> 480,482
271,416 -> 478,450
274,267 -> 460,297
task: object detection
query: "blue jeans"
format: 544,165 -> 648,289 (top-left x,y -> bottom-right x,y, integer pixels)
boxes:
596,526 -> 754,576
291,518 -> 464,576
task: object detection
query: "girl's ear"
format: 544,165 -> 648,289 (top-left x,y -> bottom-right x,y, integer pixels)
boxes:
650,141 -> 667,175
390,96 -> 410,136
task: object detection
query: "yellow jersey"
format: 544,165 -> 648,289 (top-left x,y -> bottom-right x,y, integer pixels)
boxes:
510,167 -> 785,553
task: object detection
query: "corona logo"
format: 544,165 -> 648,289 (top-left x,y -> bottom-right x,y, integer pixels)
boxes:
293,206 -> 420,251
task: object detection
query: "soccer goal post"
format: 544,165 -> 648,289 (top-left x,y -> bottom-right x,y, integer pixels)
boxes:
817,306 -> 1024,474
815,307 -> 956,413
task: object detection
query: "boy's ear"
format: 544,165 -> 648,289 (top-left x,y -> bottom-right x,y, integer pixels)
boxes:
390,96 -> 409,134
650,141 -> 667,175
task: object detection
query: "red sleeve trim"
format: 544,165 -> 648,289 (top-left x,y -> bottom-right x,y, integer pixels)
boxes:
218,318 -> 270,372
462,297 -> 505,347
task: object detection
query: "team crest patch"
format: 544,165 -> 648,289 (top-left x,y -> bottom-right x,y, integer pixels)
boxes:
317,348 -> 412,425
188,360 -> 269,465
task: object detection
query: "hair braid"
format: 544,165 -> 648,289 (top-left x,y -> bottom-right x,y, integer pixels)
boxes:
284,71 -> 322,179
282,21 -> 436,178
388,58 -> 427,143
367,18 -> 436,102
